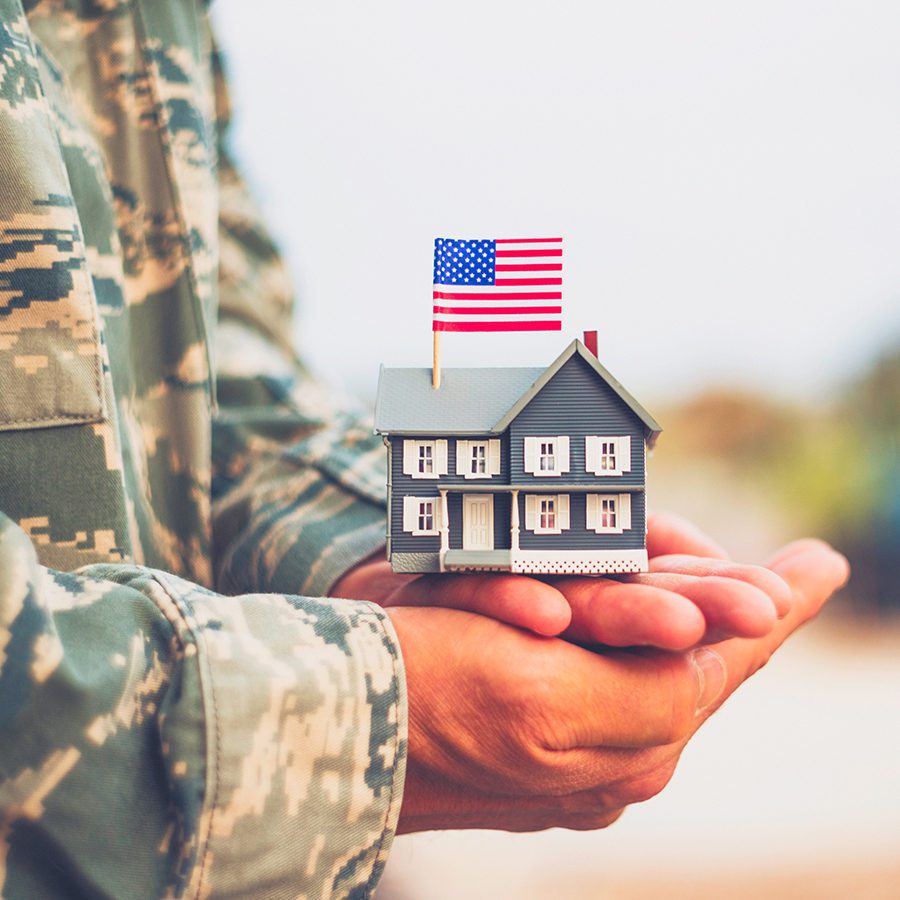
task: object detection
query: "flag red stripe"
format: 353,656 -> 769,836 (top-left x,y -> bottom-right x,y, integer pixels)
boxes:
433,305 -> 562,316
495,249 -> 562,258
495,263 -> 562,272
433,291 -> 562,300
494,237 -> 563,243
494,277 -> 562,286
434,320 -> 563,332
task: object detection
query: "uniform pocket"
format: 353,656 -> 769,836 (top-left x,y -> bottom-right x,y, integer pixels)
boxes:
0,6 -> 104,431
0,201 -> 104,430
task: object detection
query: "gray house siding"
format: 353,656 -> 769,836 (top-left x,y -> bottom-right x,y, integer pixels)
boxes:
508,354 -> 646,489
390,489 -> 440,554
507,354 -> 647,546
516,491 -> 646,551
389,434 -> 511,554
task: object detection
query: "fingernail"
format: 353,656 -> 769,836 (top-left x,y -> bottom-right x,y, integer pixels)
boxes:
691,647 -> 726,714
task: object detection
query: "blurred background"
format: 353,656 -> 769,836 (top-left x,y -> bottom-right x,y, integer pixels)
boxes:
214,2 -> 900,896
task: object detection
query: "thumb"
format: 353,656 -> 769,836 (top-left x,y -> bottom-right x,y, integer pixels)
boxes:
388,573 -> 572,636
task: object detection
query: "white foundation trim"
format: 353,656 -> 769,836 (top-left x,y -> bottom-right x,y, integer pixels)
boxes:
442,549 -> 649,575
511,549 -> 648,575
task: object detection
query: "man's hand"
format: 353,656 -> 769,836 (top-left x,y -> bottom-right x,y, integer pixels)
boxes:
332,512 -> 792,650
388,539 -> 848,833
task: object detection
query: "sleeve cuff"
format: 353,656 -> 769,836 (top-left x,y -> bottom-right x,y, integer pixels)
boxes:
167,572 -> 405,898
99,566 -> 407,899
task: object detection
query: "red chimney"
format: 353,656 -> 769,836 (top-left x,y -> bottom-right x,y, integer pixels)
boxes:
583,330 -> 598,358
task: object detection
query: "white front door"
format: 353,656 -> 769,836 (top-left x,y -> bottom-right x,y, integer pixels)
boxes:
463,495 -> 494,550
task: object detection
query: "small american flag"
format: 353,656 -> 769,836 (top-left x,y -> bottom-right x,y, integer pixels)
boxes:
432,237 -> 563,332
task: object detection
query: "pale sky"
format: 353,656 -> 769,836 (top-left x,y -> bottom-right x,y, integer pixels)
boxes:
214,0 -> 900,405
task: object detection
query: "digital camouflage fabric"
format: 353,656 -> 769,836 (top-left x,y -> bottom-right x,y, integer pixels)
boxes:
0,1 -> 406,897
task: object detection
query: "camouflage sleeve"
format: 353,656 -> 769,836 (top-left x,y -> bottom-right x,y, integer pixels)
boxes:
210,46 -> 387,599
0,512 -> 406,899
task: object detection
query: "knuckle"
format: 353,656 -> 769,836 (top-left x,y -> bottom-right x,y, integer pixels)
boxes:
654,657 -> 697,744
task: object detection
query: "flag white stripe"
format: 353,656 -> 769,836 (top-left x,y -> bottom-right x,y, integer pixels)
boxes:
433,313 -> 563,323
493,256 -> 563,267
494,241 -> 563,252
433,284 -> 562,294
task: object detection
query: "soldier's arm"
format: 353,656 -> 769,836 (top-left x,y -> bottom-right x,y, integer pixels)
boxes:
209,44 -> 388,599
0,512 -> 405,898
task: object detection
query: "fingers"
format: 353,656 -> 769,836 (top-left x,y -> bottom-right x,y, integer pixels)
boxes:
696,540 -> 849,726
330,558 -> 414,601
553,561 -> 787,650
647,511 -> 729,560
648,555 -> 793,618
631,571 -> 780,639
388,573 -> 572,636
553,577 -> 707,650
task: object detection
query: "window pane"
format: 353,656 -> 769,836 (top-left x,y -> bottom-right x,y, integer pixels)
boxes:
471,444 -> 486,474
418,444 -> 433,473
418,500 -> 434,531
539,497 -> 556,529
600,497 -> 617,528
539,441 -> 556,472
601,442 -> 616,470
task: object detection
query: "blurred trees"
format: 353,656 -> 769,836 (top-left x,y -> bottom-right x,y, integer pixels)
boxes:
826,344 -> 900,614
661,340 -> 899,615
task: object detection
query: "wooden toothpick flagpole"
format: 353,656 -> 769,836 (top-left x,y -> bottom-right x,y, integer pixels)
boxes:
432,330 -> 441,389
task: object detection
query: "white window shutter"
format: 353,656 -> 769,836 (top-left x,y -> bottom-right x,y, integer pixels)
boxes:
488,439 -> 501,475
403,440 -> 417,476
586,493 -> 598,531
525,494 -> 538,530
557,435 -> 570,473
433,497 -> 443,529
585,436 -> 599,475
403,496 -> 418,532
524,438 -> 538,473
619,493 -> 632,530
619,436 -> 632,472
456,440 -> 468,476
557,494 -> 570,530
435,440 -> 448,475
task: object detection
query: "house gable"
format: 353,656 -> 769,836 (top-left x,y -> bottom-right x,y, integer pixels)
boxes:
493,339 -> 661,446
506,352 -> 648,490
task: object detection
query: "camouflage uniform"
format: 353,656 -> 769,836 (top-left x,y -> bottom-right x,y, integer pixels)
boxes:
0,1 -> 406,897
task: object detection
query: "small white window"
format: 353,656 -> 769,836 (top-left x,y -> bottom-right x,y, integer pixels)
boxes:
524,494 -> 570,534
600,496 -> 617,529
600,442 -> 617,472
403,439 -> 448,479
471,443 -> 486,475
456,439 -> 501,478
418,443 -> 433,475
524,436 -> 570,477
402,496 -> 441,535
586,493 -> 632,533
585,436 -> 632,477
418,499 -> 435,533
540,497 -> 556,530
539,440 -> 556,473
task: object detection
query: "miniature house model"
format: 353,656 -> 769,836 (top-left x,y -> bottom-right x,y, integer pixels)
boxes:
374,335 -> 662,575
